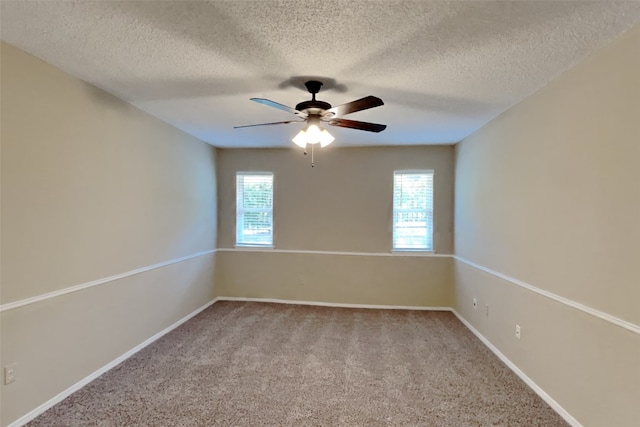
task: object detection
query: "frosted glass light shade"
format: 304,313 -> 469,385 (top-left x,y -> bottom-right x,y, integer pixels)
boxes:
292,130 -> 307,148
319,129 -> 335,147
305,124 -> 322,143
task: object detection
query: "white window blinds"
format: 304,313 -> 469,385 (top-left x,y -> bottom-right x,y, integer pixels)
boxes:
393,170 -> 434,251
236,172 -> 273,247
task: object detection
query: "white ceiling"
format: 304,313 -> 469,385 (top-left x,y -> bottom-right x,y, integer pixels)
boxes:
2,1 -> 639,148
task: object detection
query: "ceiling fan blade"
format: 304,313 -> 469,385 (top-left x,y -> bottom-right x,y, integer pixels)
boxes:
325,96 -> 384,117
328,118 -> 387,133
234,120 -> 304,129
250,98 -> 307,117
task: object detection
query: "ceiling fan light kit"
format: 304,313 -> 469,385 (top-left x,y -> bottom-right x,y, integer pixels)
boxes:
235,80 -> 386,163
292,118 -> 335,148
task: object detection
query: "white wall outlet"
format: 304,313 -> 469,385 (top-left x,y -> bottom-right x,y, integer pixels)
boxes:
4,363 -> 17,385
473,298 -> 477,309
515,324 -> 521,340
485,304 -> 489,316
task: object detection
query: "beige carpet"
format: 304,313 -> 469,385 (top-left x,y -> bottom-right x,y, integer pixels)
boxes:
28,301 -> 568,426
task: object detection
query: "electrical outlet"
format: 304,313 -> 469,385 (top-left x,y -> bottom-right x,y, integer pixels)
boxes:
473,298 -> 477,309
515,324 -> 521,340
485,304 -> 489,316
4,363 -> 17,385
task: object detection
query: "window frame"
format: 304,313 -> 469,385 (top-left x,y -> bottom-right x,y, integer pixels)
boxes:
235,171 -> 274,248
392,169 -> 434,253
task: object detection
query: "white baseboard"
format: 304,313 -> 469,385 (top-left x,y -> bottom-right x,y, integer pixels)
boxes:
7,298 -> 219,427
215,296 -> 450,311
450,309 -> 582,427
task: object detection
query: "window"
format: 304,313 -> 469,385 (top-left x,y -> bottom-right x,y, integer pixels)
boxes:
236,172 -> 273,247
393,170 -> 434,251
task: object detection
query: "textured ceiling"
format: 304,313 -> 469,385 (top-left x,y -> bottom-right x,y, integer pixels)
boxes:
2,1 -> 639,148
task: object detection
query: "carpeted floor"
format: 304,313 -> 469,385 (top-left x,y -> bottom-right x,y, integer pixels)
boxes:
28,301 -> 568,426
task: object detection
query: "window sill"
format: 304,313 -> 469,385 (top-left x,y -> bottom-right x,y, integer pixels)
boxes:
234,245 -> 274,250
391,249 -> 435,254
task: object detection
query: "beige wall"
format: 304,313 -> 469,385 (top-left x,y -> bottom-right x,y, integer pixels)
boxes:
0,43 -> 218,426
216,146 -> 454,306
217,146 -> 454,253
453,26 -> 640,426
217,251 -> 452,307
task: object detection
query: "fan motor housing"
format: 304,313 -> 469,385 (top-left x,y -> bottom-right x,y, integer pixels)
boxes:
295,99 -> 332,114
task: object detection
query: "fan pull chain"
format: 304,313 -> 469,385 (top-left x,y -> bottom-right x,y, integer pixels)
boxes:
302,145 -> 314,167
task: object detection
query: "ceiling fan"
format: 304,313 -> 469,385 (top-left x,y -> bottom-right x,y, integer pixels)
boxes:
234,80 -> 386,148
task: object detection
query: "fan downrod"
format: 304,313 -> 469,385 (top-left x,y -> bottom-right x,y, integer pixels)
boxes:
296,80 -> 332,112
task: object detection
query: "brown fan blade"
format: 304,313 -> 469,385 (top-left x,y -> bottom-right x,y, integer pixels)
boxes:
234,120 -> 304,129
324,96 -> 384,117
250,98 -> 307,117
328,118 -> 387,133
